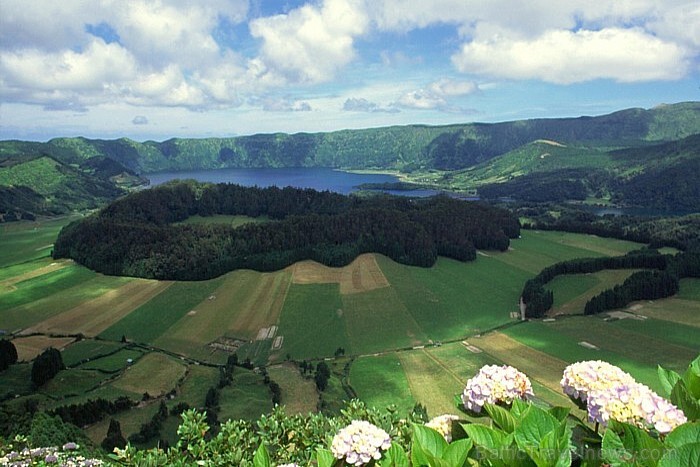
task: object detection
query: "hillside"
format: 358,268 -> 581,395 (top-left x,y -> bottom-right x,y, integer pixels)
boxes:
465,133 -> 700,209
0,102 -> 697,174
1,102 -> 698,218
0,155 -> 127,220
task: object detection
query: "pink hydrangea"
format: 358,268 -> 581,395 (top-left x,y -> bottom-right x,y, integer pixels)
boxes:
586,382 -> 686,434
462,364 -> 533,413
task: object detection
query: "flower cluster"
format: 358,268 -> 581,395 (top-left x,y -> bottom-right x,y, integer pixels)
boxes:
561,360 -> 635,405
461,364 -> 533,413
562,360 -> 686,434
425,414 -> 460,443
330,420 -> 392,466
587,382 -> 687,434
0,443 -> 103,467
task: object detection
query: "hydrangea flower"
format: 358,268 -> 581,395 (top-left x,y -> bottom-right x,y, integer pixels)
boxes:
586,382 -> 686,434
461,364 -> 533,413
561,361 -> 636,406
330,420 -> 392,465
426,414 -> 460,443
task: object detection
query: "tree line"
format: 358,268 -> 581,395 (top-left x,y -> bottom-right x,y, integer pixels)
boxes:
521,248 -> 700,318
53,182 -> 520,280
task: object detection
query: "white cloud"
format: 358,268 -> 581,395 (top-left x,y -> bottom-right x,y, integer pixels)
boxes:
132,115 -> 148,125
452,28 -> 689,84
343,97 -> 399,112
394,78 -> 478,110
249,0 -> 369,83
259,98 -> 313,112
428,79 -> 479,97
396,90 -> 447,110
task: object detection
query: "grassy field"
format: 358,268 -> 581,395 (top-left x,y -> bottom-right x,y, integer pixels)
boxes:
100,278 -> 224,344
61,340 -> 126,366
350,354 -> 416,415
547,269 -> 637,314
3,218 -> 697,442
111,353 -> 187,398
177,214 -> 270,227
218,370 -> 273,421
268,363 -> 318,415
0,216 -> 77,268
77,348 -> 146,373
276,283 -> 347,361
154,269 -> 290,360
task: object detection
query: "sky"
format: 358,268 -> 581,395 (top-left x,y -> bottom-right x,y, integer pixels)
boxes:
1,0 -> 699,141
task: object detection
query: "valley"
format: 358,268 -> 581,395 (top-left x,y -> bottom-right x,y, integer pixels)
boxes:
1,216 -> 697,448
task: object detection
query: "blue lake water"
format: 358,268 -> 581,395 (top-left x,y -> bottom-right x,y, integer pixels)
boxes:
146,167 -> 443,197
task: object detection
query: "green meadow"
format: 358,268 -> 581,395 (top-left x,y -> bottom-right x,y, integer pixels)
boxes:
2,217 -> 697,441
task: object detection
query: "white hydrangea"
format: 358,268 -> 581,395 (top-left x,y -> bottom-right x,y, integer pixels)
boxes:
561,361 -> 636,405
426,414 -> 460,442
461,364 -> 533,413
330,420 -> 392,465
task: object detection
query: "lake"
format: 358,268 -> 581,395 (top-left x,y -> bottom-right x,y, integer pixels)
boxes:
146,167 -> 443,197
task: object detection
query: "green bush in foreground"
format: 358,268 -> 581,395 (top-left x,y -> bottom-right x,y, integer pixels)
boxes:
3,355 -> 698,466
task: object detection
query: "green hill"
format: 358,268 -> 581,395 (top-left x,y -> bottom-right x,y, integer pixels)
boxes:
1,102 -> 697,174
1,102 -> 698,216
0,155 -> 127,219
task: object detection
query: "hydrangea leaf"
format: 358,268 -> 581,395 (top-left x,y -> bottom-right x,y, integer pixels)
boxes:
412,424 -> 448,459
671,380 -> 700,421
604,420 -> 665,467
683,356 -> 700,399
380,442 -> 409,467
253,444 -> 271,467
658,442 -> 700,467
665,422 -> 700,449
314,448 -> 335,467
461,423 -> 509,451
442,438 -> 473,467
484,404 -> 516,433
601,429 -> 633,467
513,405 -> 559,449
547,406 -> 570,423
658,365 -> 682,398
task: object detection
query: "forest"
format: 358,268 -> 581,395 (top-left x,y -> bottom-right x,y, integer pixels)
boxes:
53,182 -> 520,280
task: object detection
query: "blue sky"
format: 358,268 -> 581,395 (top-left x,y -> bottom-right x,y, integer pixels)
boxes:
1,0 -> 698,141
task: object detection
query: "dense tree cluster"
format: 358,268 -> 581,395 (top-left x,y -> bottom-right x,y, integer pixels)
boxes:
53,182 -> 519,280
129,400 -> 169,445
0,339 -> 18,372
479,170 -> 589,203
520,205 -> 700,251
522,248 -> 700,318
315,362 -> 331,392
583,270 -> 679,315
50,396 -> 134,427
521,250 -> 670,318
31,348 -> 65,388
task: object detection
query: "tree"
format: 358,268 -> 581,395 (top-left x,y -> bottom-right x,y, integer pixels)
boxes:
0,339 -> 18,372
101,418 -> 127,452
315,362 -> 331,392
31,347 -> 64,387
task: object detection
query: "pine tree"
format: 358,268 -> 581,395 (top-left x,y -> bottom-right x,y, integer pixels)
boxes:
101,418 -> 126,452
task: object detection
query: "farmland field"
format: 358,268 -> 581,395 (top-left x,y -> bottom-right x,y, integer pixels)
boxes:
268,363 -> 318,415
546,269 -> 638,314
2,218 -> 698,442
